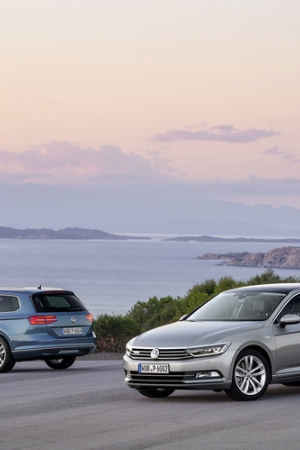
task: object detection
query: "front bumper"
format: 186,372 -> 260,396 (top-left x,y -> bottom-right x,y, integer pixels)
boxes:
123,353 -> 233,391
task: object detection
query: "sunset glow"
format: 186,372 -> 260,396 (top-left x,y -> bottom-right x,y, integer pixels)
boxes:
1,0 -> 300,221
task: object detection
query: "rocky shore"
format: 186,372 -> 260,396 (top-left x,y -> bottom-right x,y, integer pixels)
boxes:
197,246 -> 300,269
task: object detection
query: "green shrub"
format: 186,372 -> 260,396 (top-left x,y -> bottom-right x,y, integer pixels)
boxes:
247,269 -> 299,285
126,296 -> 177,332
93,314 -> 140,353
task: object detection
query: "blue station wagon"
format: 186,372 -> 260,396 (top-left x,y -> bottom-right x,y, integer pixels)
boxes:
0,287 -> 96,372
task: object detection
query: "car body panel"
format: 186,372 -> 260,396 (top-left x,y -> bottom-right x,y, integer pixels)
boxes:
131,320 -> 266,348
123,283 -> 300,397
0,287 -> 96,364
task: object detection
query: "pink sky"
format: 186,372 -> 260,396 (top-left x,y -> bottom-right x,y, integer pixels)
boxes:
1,0 -> 300,209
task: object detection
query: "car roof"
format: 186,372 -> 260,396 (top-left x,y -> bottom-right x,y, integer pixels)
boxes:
0,287 -> 72,295
229,283 -> 300,294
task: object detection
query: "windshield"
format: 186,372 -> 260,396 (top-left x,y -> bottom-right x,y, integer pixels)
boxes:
188,291 -> 286,321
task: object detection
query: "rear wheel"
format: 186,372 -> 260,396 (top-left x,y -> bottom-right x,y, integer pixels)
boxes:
225,349 -> 269,401
0,336 -> 15,373
45,356 -> 76,370
137,387 -> 175,398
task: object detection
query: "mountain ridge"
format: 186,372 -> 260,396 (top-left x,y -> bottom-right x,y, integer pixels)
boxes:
0,226 -> 150,240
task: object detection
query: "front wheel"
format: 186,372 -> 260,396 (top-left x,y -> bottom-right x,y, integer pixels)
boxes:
225,349 -> 270,401
0,337 -> 15,373
45,356 -> 76,370
137,387 -> 175,398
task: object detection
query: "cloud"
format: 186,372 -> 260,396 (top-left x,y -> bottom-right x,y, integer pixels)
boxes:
152,125 -> 280,143
262,145 -> 299,161
0,142 -> 173,184
262,145 -> 282,155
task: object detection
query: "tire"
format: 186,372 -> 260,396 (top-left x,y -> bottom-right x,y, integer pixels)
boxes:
225,349 -> 270,401
0,336 -> 15,373
45,356 -> 76,370
137,387 -> 175,398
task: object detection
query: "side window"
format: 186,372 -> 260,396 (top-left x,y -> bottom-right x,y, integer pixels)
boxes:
290,295 -> 300,316
0,296 -> 20,312
277,295 -> 300,321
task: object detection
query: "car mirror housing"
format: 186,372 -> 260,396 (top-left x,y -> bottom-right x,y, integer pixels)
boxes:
280,314 -> 300,328
179,314 -> 188,321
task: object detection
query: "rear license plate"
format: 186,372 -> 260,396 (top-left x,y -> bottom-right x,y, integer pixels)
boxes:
63,327 -> 83,335
138,363 -> 169,374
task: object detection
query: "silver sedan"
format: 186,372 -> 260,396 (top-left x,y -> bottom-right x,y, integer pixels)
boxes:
123,283 -> 300,401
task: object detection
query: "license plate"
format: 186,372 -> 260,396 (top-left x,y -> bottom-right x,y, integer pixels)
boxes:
63,327 -> 83,335
138,363 -> 169,374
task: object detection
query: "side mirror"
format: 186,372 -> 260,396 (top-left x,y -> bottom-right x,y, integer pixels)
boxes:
179,314 -> 188,321
280,314 -> 300,328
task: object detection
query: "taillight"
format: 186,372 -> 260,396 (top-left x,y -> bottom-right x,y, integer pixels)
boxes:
86,314 -> 93,323
28,315 -> 58,325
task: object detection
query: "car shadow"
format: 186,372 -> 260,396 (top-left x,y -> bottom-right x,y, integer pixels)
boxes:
133,384 -> 300,403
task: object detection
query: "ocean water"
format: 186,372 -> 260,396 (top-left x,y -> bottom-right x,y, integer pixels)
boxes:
0,237 -> 300,318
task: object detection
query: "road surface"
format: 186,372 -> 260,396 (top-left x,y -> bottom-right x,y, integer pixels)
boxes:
1,358 -> 300,450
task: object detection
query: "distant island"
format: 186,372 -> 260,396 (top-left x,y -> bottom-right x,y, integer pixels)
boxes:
1,228 -> 300,243
197,246 -> 300,269
0,226 -> 150,240
165,235 -> 300,243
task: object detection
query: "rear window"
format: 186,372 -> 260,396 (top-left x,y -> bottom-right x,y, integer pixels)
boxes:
31,292 -> 86,313
0,296 -> 20,312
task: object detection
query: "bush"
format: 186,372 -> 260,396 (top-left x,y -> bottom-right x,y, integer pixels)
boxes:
93,314 -> 140,353
126,296 -> 177,332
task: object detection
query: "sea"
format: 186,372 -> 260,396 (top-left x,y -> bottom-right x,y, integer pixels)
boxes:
1,237 -> 300,318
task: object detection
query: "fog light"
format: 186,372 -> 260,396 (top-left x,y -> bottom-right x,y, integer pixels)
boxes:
196,371 -> 220,379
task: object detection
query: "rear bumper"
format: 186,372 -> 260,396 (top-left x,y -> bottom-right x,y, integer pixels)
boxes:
12,338 -> 97,361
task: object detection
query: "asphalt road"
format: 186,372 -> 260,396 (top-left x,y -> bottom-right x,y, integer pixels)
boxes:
1,357 -> 300,450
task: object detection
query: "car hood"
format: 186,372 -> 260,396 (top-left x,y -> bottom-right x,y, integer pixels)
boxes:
132,320 -> 265,348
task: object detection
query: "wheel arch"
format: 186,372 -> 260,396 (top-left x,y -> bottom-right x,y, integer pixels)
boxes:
0,332 -> 14,351
234,345 -> 272,381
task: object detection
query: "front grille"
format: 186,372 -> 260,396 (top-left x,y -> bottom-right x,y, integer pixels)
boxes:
129,347 -> 191,360
129,371 -> 195,384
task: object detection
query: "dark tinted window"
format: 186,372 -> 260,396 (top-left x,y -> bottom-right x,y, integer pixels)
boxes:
0,296 -> 20,312
31,293 -> 86,312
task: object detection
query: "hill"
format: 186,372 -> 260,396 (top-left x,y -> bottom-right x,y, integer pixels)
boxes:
0,226 -> 150,240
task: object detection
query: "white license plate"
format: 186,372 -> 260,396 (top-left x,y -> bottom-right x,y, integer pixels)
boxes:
138,363 -> 169,374
63,327 -> 83,335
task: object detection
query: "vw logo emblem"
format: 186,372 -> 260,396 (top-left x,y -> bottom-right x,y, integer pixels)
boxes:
70,317 -> 76,324
151,348 -> 160,359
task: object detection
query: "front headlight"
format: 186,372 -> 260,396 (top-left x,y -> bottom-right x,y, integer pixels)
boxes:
125,337 -> 136,356
187,343 -> 230,358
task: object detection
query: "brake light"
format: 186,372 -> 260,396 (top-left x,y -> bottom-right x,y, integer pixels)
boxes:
28,315 -> 58,325
86,314 -> 93,323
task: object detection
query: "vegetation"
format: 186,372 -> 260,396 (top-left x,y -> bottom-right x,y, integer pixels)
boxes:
93,270 -> 300,353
